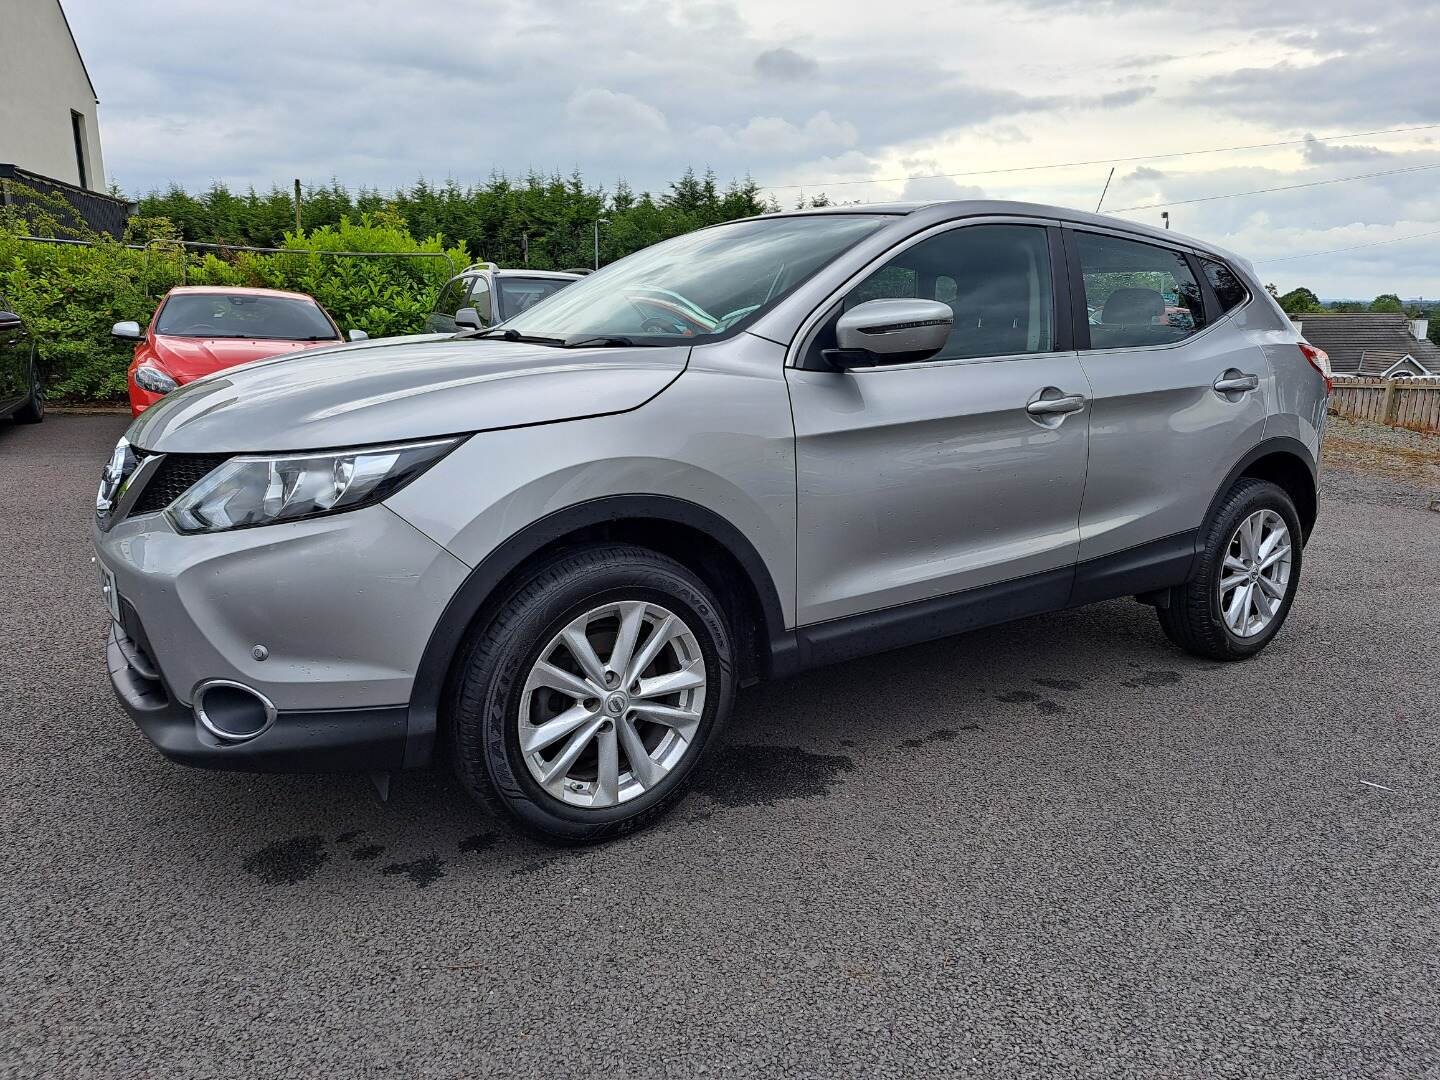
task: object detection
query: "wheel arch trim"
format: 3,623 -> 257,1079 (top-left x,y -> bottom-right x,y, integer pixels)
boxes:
1208,437 -> 1318,544
404,494 -> 788,767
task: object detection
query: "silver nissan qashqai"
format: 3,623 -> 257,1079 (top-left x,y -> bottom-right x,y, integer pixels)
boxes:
94,200 -> 1330,842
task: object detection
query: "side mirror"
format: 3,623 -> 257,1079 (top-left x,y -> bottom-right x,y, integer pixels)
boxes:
347,329 -> 368,342
829,298 -> 953,367
454,307 -> 484,331
111,320 -> 143,341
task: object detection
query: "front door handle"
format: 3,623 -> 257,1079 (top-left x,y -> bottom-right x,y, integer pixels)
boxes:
1213,371 -> 1260,393
1026,393 -> 1087,416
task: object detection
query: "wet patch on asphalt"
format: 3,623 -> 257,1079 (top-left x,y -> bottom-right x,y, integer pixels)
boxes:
458,833 -> 499,854
1124,669 -> 1183,688
243,835 -> 329,885
351,844 -> 385,862
1033,678 -> 1084,692
692,745 -> 856,808
898,727 -> 980,749
380,856 -> 446,888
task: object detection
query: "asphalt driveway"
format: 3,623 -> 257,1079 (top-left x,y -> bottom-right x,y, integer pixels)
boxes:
2,414 -> 1437,1078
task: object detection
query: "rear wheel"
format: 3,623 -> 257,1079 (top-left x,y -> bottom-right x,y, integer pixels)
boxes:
1158,478 -> 1302,660
448,544 -> 734,843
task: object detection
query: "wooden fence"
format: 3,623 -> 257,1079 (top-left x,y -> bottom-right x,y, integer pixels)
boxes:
1330,377 -> 1440,433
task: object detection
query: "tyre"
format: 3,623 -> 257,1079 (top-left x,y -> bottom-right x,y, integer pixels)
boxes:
448,543 -> 735,843
1158,478 -> 1302,660
14,360 -> 44,424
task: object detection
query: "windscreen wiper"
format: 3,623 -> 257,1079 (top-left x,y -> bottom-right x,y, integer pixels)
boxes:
469,327 -> 566,346
562,334 -> 645,348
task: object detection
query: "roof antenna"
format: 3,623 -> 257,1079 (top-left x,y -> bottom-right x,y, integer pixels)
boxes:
1095,167 -> 1115,213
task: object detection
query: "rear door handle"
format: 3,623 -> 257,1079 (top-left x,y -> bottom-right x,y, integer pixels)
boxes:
1026,393 -> 1087,416
1213,372 -> 1259,393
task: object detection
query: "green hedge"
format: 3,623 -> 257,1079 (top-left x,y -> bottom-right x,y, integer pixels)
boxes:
0,199 -> 467,403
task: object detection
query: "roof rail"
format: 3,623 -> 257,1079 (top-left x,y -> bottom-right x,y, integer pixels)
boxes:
461,261 -> 500,273
561,267 -> 593,276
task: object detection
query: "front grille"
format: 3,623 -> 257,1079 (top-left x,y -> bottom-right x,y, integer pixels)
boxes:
130,453 -> 230,517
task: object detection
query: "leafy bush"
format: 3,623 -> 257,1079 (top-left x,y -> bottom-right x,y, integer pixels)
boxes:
0,195 -> 467,402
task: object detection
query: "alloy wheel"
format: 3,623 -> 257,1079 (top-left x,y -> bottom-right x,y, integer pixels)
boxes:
518,600 -> 707,809
1218,509 -> 1292,638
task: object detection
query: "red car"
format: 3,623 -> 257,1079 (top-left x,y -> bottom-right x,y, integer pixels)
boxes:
112,286 -> 365,416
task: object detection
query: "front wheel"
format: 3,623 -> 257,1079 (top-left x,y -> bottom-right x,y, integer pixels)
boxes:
448,544 -> 734,843
1158,478 -> 1302,660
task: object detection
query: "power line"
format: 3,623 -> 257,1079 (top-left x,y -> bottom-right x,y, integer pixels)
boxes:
760,122 -> 1440,191
1106,161 -> 1440,212
1256,226 -> 1440,264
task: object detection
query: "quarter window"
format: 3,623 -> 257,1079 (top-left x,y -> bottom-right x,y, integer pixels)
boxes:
1201,258 -> 1247,314
1074,232 -> 1206,349
842,224 -> 1054,362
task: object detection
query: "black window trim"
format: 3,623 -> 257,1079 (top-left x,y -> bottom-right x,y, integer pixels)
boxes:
1061,223 -> 1225,355
789,214 -> 1071,372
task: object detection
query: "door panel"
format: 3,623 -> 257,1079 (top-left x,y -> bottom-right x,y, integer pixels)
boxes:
1066,229 -> 1270,559
0,301 -> 23,410
788,353 -> 1090,625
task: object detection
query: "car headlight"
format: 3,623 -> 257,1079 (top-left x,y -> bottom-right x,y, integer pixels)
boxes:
134,365 -> 179,395
167,437 -> 462,534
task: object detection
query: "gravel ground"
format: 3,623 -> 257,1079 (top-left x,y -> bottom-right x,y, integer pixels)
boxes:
2,415 -> 1437,1079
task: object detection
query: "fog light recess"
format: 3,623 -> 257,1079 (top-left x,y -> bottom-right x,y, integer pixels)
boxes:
194,680 -> 278,742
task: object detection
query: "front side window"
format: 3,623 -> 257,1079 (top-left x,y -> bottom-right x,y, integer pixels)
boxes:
500,214 -> 890,343
154,294 -> 340,341
843,223 -> 1054,362
1075,232 -> 1206,349
1201,258 -> 1248,314
434,277 -> 471,315
468,278 -> 493,326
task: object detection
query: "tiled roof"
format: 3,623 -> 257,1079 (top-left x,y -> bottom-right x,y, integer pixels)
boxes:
1293,313 -> 1440,374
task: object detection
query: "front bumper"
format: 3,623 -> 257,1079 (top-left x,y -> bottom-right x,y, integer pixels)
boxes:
108,623 -> 409,771
95,500 -> 471,773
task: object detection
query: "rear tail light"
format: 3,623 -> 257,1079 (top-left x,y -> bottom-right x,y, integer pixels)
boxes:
1299,342 -> 1333,393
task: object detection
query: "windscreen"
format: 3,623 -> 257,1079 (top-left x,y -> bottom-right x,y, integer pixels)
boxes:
155,294 -> 340,341
497,277 -> 573,321
500,214 -> 890,342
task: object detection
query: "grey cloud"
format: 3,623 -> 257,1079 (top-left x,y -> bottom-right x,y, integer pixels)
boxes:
754,47 -> 819,81
1097,87 -> 1155,108
1301,134 -> 1386,164
67,0 -> 1067,196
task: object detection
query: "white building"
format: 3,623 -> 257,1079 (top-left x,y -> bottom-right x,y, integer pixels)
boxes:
0,0 -> 105,191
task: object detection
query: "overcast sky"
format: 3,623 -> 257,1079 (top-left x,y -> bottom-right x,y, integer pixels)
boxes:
67,0 -> 1440,298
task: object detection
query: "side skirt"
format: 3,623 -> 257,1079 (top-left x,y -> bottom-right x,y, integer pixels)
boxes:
771,530 -> 1198,678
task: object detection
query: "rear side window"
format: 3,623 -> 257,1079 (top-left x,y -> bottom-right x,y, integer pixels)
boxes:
842,223 -> 1054,362
1074,232 -> 1206,349
1201,259 -> 1248,314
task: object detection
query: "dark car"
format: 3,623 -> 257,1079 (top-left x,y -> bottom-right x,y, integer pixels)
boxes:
0,293 -> 45,425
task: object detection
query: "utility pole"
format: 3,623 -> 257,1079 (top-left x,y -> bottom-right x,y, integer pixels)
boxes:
594,218 -> 609,270
293,179 -> 302,236
522,232 -> 529,267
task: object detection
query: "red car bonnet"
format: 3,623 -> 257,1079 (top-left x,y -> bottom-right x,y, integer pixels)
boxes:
148,335 -> 335,384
